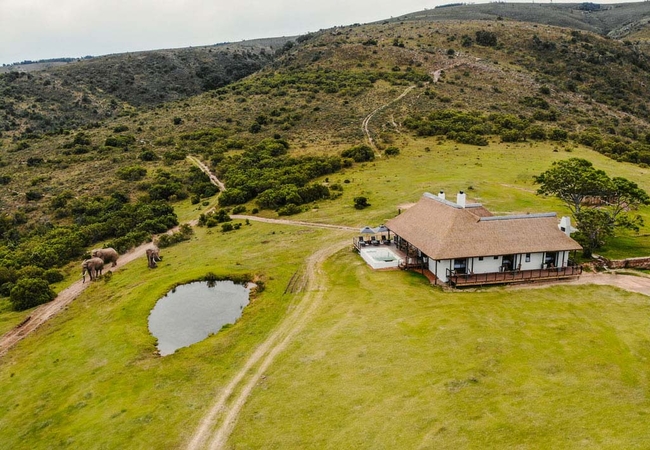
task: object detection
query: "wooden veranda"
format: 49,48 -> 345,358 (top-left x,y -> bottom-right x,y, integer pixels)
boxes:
446,265 -> 583,287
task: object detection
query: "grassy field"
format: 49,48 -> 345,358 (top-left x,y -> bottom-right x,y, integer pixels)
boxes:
266,137 -> 650,259
0,222 -> 347,448
0,136 -> 649,448
228,249 -> 650,449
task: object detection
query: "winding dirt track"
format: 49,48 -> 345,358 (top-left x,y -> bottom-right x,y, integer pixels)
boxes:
362,85 -> 416,154
0,242 -> 157,357
186,239 -> 349,450
187,156 -> 226,192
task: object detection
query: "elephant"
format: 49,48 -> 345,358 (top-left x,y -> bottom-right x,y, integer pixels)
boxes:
82,257 -> 104,283
146,246 -> 162,269
92,247 -> 119,267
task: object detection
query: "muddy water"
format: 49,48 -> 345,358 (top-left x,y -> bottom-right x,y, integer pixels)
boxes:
148,281 -> 250,356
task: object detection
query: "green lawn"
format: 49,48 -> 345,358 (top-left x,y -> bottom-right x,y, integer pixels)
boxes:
275,138 -> 650,260
1,138 -> 649,448
228,249 -> 650,449
0,223 -> 346,449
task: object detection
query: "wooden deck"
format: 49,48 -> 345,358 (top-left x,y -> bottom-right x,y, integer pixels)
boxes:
448,266 -> 582,287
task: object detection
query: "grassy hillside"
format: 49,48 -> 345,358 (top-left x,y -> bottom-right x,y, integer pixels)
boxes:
0,37 -> 291,137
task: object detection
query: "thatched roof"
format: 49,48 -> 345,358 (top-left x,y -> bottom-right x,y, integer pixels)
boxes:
386,193 -> 582,260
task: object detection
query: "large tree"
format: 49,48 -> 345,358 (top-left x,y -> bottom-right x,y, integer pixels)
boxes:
536,158 -> 649,256
534,158 -> 611,215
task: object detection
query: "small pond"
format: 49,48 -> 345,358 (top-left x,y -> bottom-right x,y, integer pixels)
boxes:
148,280 -> 250,356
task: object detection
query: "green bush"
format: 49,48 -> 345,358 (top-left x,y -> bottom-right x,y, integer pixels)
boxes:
341,145 -> 375,162
10,278 -> 56,311
116,165 -> 147,181
278,203 -> 302,216
384,146 -> 400,156
354,196 -> 370,210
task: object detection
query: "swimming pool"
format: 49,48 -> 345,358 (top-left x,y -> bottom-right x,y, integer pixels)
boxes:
360,247 -> 403,269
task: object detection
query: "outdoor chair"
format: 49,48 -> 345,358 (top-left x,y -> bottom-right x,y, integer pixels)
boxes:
358,237 -> 367,247
381,235 -> 390,245
370,237 -> 380,246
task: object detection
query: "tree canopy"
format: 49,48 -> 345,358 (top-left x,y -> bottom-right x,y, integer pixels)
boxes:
535,158 -> 649,256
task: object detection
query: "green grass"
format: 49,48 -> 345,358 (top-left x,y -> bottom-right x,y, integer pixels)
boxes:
0,222 -> 347,448
1,136 -> 649,448
283,137 -> 650,260
228,249 -> 650,449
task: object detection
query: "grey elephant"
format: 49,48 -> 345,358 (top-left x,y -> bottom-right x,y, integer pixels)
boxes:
92,247 -> 119,267
82,257 -> 104,283
146,246 -> 162,269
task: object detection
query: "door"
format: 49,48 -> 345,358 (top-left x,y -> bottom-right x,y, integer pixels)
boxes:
453,258 -> 467,274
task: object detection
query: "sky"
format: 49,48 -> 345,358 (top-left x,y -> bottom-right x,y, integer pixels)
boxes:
0,0 -> 641,65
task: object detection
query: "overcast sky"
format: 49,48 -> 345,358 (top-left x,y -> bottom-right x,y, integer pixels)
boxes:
0,0 -> 640,65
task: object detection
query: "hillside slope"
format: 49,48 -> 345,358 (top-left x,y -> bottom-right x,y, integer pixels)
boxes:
0,37 -> 291,136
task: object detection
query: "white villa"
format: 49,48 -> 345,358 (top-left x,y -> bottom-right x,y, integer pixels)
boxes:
385,191 -> 583,287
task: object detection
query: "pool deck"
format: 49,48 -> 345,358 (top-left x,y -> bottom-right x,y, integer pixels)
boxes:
355,241 -> 408,270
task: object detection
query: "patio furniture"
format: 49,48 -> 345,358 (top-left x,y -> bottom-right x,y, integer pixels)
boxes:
370,237 -> 380,246
381,235 -> 390,245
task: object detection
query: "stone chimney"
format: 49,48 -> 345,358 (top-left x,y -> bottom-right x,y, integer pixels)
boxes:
456,191 -> 466,208
438,190 -> 445,200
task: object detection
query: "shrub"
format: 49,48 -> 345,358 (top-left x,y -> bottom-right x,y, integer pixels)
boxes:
43,269 -> 64,284
278,203 -> 302,216
384,146 -> 400,156
173,117 -> 183,125
354,196 -> 370,209
475,30 -> 497,47
232,205 -> 247,214
221,223 -> 234,232
26,190 -> 43,201
10,278 -> 56,311
116,165 -> 147,181
341,145 -> 375,162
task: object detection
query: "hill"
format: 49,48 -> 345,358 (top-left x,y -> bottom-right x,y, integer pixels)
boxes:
0,37 -> 292,136
2,4 -> 650,448
0,7 -> 649,304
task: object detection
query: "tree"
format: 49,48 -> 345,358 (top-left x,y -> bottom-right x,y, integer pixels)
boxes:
573,208 -> 614,258
606,177 -> 650,226
536,158 -> 649,256
10,278 -> 56,311
535,158 -> 611,215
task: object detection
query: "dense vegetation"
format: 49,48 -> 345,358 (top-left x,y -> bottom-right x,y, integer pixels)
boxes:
215,138 -> 343,214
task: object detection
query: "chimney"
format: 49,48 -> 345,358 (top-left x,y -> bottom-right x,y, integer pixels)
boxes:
438,190 -> 445,200
559,216 -> 572,236
456,191 -> 466,208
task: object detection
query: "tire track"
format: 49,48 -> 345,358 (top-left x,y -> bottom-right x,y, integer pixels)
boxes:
186,239 -> 349,450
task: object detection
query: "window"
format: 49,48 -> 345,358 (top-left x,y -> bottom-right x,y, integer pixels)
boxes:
478,256 -> 484,261
525,253 -> 531,263
494,255 -> 499,260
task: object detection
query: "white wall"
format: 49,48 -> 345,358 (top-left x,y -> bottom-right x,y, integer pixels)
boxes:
431,251 -> 574,283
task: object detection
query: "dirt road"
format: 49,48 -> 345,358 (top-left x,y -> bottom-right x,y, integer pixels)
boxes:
0,242 -> 157,357
186,238 -> 350,450
231,214 -> 358,232
570,271 -> 650,297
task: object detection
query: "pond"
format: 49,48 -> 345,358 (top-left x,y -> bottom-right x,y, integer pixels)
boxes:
148,280 -> 250,356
